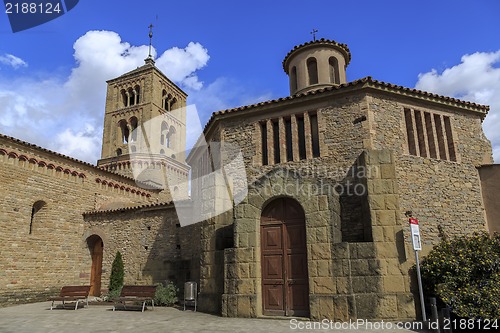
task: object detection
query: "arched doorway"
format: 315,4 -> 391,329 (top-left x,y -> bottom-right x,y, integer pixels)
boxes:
87,235 -> 103,296
260,197 -> 310,317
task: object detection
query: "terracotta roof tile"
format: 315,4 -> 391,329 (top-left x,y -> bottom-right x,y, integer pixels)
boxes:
282,38 -> 352,73
83,201 -> 173,216
201,76 -> 489,135
0,133 -> 155,189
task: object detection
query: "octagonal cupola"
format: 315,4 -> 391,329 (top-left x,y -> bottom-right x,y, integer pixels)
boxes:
283,38 -> 351,95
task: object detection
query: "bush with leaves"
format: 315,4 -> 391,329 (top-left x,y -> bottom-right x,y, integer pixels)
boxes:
420,232 -> 500,319
155,281 -> 178,306
109,251 -> 124,295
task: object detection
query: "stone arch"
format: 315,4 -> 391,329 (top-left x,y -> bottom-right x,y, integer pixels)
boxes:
219,168 -> 341,318
260,196 -> 310,317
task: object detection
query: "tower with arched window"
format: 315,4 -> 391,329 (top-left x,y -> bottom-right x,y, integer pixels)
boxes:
282,38 -> 351,95
97,58 -> 189,198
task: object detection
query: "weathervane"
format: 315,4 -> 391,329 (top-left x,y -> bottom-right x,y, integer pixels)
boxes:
148,24 -> 154,59
310,28 -> 318,41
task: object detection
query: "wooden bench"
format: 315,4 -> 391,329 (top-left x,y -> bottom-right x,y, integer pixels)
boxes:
49,285 -> 91,310
112,285 -> 157,312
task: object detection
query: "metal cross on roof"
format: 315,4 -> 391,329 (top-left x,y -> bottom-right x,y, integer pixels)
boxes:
310,28 -> 318,41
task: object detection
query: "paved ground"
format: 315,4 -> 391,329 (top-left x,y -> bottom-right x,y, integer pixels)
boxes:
0,302 -> 430,333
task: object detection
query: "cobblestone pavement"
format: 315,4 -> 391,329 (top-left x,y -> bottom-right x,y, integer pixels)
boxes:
0,302 -> 429,333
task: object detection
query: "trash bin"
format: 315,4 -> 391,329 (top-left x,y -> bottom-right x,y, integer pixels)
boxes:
184,281 -> 197,311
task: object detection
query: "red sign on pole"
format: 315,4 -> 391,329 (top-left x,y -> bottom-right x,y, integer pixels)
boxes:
409,217 -> 419,225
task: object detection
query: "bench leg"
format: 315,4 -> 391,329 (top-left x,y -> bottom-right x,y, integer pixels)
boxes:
141,301 -> 146,312
74,300 -> 79,310
50,300 -> 54,310
151,300 -> 154,311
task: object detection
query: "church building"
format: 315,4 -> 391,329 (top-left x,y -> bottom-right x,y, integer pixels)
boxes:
1,37 -> 498,321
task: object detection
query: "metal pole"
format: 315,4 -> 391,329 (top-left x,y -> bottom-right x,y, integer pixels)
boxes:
415,250 -> 427,322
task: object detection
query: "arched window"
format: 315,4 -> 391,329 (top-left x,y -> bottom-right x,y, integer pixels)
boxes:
129,117 -> 138,142
170,97 -> 178,111
329,57 -> 340,84
121,89 -> 128,107
128,88 -> 135,106
167,126 -> 176,148
307,57 -> 318,85
160,149 -> 165,155
161,90 -> 167,109
118,120 -> 129,144
160,121 -> 168,146
134,85 -> 141,104
30,200 -> 46,234
116,148 -> 122,156
130,146 -> 136,153
290,66 -> 298,92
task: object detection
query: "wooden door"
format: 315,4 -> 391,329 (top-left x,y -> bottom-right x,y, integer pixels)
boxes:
261,198 -> 309,317
88,236 -> 103,296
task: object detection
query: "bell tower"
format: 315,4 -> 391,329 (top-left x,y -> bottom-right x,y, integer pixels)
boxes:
97,54 -> 190,199
283,38 -> 351,95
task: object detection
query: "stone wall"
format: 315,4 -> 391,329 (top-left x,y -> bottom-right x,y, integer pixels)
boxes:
478,165 -> 500,234
0,135 -> 156,305
365,94 -> 491,248
84,205 -> 201,293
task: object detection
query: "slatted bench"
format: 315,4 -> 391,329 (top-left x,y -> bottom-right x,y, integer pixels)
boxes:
49,285 -> 91,310
112,285 -> 157,312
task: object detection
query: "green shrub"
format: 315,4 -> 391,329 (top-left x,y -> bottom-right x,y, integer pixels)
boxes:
155,281 -> 178,306
104,287 -> 122,301
109,251 -> 124,293
420,232 -> 500,319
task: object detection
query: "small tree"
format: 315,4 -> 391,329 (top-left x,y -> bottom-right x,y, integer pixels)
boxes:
109,251 -> 124,297
420,232 -> 500,319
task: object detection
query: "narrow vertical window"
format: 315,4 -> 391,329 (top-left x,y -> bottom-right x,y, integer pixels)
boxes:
424,112 -> 437,159
272,120 -> 280,164
30,201 -> 46,235
307,58 -> 318,85
121,90 -> 128,107
290,66 -> 297,93
329,57 -> 340,84
135,85 -> 141,104
414,110 -> 427,157
285,118 -> 293,161
119,120 -> 129,144
434,114 -> 447,159
310,113 -> 320,157
297,116 -> 306,160
261,122 -> 268,165
130,117 -> 138,142
160,121 -> 168,146
443,116 -> 456,161
128,88 -> 135,106
404,108 -> 417,156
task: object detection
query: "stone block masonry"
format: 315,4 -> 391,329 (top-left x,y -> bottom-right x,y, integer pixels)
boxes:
0,135 -> 156,305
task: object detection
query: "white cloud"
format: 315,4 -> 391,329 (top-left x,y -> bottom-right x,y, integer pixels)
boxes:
0,30 -> 210,163
416,51 -> 500,163
0,53 -> 27,69
156,42 -> 210,90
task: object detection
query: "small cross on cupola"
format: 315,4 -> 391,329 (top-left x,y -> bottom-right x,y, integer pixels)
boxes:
310,28 -> 318,41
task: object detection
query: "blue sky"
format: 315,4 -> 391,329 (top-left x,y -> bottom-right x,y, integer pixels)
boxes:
0,0 -> 499,163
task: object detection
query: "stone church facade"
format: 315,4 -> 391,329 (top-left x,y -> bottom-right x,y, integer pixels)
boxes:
0,38 -> 498,321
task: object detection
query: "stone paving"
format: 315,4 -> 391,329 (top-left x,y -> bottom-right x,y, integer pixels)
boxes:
0,302 -> 429,333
